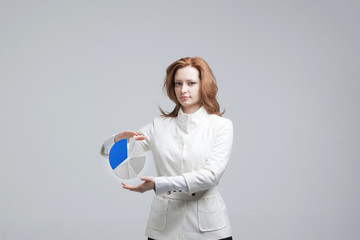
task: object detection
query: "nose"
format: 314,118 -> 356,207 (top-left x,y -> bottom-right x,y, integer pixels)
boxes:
181,84 -> 188,93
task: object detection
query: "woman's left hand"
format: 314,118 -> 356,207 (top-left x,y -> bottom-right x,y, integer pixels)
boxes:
122,176 -> 155,193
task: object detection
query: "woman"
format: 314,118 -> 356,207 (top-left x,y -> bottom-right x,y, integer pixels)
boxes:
101,57 -> 234,240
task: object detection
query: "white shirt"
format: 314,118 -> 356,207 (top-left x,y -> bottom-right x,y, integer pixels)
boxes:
101,106 -> 234,240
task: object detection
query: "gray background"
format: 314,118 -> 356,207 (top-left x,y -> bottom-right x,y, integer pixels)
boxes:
1,0 -> 359,239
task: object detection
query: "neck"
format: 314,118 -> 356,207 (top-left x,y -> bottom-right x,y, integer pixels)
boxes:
181,104 -> 202,114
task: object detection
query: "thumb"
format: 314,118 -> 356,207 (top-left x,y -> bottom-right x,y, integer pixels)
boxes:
140,176 -> 149,182
140,176 -> 154,182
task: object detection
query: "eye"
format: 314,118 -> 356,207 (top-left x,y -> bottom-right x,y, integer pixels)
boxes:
175,82 -> 182,86
189,82 -> 196,85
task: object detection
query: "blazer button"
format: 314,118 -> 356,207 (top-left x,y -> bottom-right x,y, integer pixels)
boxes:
192,193 -> 196,196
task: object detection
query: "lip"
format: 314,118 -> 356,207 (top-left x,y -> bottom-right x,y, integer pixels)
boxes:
180,96 -> 190,100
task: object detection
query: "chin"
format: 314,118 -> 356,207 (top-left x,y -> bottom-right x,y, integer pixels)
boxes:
181,102 -> 192,107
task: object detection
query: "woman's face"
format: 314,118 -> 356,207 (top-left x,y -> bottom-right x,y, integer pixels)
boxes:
174,66 -> 201,114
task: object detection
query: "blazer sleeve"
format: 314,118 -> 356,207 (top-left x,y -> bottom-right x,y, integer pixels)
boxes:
182,119 -> 234,194
100,120 -> 154,159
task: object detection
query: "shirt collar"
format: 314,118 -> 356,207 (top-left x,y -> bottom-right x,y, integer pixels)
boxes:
176,106 -> 209,132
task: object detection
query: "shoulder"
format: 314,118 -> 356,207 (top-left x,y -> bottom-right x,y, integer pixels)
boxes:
153,115 -> 173,123
151,115 -> 176,127
209,114 -> 233,129
208,115 -> 233,140
138,116 -> 172,136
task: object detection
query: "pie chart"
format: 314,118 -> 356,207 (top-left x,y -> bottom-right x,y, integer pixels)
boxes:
109,138 -> 146,179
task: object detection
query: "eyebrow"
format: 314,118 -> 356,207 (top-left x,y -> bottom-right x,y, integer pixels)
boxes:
174,79 -> 198,82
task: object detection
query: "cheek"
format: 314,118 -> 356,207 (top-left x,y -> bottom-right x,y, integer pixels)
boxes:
174,88 -> 180,97
194,86 -> 201,97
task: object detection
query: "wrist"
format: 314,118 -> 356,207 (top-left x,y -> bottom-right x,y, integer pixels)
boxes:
153,178 -> 157,193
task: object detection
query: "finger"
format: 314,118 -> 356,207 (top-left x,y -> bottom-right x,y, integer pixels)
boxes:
123,131 -> 138,138
140,176 -> 154,183
122,184 -> 137,191
131,131 -> 140,136
134,136 -> 146,141
122,182 -> 135,189
121,182 -> 131,189
134,132 -> 144,139
122,182 -> 144,192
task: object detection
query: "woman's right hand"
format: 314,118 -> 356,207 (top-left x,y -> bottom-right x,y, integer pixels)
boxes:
114,131 -> 146,143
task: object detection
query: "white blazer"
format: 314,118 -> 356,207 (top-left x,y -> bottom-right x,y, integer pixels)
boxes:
104,106 -> 234,240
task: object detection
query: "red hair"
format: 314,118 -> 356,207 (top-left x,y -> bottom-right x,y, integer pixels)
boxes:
160,57 -> 224,117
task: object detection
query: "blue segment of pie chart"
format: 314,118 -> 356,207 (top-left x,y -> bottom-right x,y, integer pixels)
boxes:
109,139 -> 128,170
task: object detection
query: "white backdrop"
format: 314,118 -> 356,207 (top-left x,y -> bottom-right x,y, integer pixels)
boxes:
1,0 -> 359,239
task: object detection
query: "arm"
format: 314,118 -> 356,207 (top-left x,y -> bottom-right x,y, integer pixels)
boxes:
122,175 -> 189,194
182,119 -> 233,194
154,176 -> 189,194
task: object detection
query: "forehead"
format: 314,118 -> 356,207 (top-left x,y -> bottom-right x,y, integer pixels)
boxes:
174,66 -> 200,81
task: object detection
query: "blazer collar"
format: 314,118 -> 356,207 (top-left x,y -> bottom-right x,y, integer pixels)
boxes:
176,106 -> 209,132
